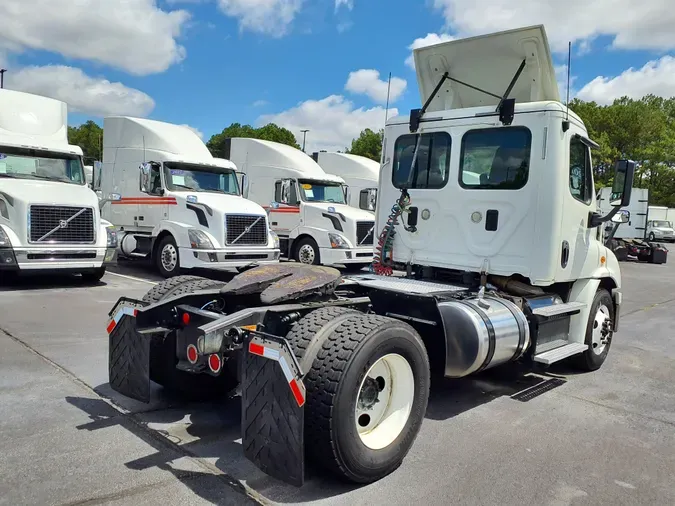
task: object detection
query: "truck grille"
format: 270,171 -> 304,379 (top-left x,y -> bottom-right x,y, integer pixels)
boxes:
225,215 -> 268,246
356,221 -> 375,246
29,205 -> 95,244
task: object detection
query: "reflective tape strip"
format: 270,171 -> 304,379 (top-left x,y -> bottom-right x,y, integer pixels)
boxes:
247,339 -> 305,407
106,306 -> 138,334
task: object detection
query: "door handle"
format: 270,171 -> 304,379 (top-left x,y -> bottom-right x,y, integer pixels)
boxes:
561,240 -> 570,268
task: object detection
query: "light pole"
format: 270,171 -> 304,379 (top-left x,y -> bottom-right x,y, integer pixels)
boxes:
300,129 -> 309,152
0,69 -> 6,89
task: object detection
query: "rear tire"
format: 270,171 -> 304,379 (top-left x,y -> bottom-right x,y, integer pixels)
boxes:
570,288 -> 614,371
141,275 -> 237,400
303,313 -> 430,483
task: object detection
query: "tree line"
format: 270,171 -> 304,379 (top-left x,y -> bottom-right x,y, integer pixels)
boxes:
67,95 -> 675,206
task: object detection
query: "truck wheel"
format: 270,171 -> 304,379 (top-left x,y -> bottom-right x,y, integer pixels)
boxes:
294,237 -> 320,265
141,276 -> 237,400
81,267 -> 106,283
304,314 -> 430,483
648,232 -> 656,242
570,288 -> 614,372
155,234 -> 180,278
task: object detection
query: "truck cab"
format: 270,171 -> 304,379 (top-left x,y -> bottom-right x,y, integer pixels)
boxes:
98,117 -> 280,278
311,151 -> 379,212
224,138 -> 375,270
0,89 -> 117,281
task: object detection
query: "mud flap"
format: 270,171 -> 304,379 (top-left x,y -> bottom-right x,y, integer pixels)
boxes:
107,298 -> 151,403
241,332 -> 306,487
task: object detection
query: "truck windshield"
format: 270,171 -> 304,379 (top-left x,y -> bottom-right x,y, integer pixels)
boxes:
0,148 -> 85,185
653,220 -> 671,228
163,162 -> 239,195
298,179 -> 346,204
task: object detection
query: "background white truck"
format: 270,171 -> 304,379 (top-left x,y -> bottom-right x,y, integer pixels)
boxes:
645,205 -> 675,242
311,151 -> 379,212
0,89 -> 117,281
599,187 -> 668,263
107,25 -> 635,488
97,117 -> 280,278
223,137 -> 375,271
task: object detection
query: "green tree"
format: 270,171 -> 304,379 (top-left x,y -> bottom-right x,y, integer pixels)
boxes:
68,120 -> 103,163
206,122 -> 300,157
345,128 -> 383,162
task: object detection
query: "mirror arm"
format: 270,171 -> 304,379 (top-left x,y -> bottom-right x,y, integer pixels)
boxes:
604,222 -> 621,246
589,205 -> 621,228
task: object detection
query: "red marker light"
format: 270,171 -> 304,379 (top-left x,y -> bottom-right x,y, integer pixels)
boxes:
186,344 -> 198,364
208,354 -> 222,373
182,312 -> 190,325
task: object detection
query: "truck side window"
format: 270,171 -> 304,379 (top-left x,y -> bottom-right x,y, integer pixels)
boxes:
148,164 -> 162,195
392,132 -> 451,189
459,127 -> 531,190
569,136 -> 593,205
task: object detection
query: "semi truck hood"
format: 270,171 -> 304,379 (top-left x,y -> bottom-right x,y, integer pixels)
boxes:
304,202 -> 375,222
0,178 -> 98,208
172,192 -> 267,216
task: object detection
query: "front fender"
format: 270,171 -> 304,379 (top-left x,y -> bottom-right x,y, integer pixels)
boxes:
152,221 -> 211,249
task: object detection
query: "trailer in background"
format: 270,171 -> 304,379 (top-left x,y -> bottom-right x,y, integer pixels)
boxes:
598,187 -> 667,263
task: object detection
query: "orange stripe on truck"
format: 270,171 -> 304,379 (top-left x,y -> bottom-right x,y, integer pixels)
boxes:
112,197 -> 178,205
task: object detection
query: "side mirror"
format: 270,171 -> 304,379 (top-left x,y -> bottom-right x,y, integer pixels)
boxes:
240,173 -> 249,198
611,209 -> 630,224
609,159 -> 635,207
139,163 -> 151,193
344,185 -> 351,205
359,189 -> 377,211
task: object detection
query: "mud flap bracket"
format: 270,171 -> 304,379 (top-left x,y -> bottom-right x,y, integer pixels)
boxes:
241,331 -> 306,487
107,297 -> 151,403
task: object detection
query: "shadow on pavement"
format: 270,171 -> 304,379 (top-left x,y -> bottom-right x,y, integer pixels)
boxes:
0,272 -> 107,292
65,363 -> 566,504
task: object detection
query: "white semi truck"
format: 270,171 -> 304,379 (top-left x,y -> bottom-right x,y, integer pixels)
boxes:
0,89 -> 117,281
97,117 -> 280,278
106,25 -> 634,488
311,151 -> 379,212
222,138 -> 376,271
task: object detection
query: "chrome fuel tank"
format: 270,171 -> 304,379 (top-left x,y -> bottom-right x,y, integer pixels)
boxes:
437,296 -> 530,378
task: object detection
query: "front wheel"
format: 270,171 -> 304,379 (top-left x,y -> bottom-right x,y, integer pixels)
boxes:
304,314 -> 430,483
293,237 -> 320,265
570,288 -> 614,371
648,232 -> 656,242
155,235 -> 180,278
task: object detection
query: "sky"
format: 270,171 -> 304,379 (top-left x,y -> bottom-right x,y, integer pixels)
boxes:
1,0 -> 674,153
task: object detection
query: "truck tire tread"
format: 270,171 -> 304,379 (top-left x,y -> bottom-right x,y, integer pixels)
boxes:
303,313 -> 430,483
141,275 -> 210,303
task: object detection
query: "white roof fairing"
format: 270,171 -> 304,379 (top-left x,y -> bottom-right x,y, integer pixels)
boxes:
314,152 -> 380,180
228,138 -> 345,184
103,116 -> 215,162
413,25 -> 560,112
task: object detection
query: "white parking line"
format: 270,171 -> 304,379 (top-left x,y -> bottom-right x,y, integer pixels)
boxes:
106,271 -> 158,285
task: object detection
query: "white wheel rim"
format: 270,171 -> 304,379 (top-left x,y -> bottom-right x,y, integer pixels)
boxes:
298,244 -> 315,264
161,244 -> 178,272
591,304 -> 611,355
355,353 -> 415,450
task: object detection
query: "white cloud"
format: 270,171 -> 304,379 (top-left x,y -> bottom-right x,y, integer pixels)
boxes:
345,69 -> 407,103
430,0 -> 675,53
216,0 -> 304,37
5,65 -> 155,117
576,56 -> 675,105
252,99 -> 269,107
181,124 -> 204,139
335,0 -> 354,10
405,33 -> 454,70
0,0 -> 189,76
258,95 -> 397,152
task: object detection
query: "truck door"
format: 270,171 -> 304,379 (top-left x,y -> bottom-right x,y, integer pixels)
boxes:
556,129 -> 597,280
137,162 -> 169,231
269,179 -> 301,254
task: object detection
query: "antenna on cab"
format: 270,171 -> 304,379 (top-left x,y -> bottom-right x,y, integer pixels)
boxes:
562,41 -> 571,132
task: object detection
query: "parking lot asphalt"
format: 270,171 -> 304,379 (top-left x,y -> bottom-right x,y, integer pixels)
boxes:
0,259 -> 674,505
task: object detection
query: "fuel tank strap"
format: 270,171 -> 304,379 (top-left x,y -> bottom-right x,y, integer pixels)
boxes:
499,298 -> 528,359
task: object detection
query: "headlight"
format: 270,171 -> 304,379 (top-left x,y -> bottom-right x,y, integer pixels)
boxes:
106,226 -> 118,248
188,229 -> 214,250
329,232 -> 349,249
270,230 -> 280,249
654,230 -> 663,235
0,227 -> 12,248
